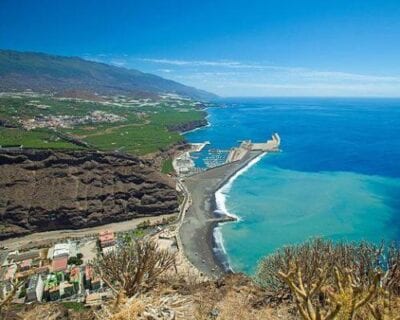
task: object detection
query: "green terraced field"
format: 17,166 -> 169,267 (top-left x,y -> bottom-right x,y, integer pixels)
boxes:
0,127 -> 80,149
0,93 -> 205,155
161,158 -> 174,174
82,124 -> 183,155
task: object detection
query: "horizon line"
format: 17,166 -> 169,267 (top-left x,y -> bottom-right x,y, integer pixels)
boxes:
215,95 -> 400,99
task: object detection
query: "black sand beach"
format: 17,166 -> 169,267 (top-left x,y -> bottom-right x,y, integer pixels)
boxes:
179,151 -> 263,277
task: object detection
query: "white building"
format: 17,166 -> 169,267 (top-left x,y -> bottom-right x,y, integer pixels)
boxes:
26,274 -> 44,302
53,243 -> 70,258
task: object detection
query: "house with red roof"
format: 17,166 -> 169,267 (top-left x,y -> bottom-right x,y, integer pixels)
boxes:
98,230 -> 115,248
51,256 -> 68,272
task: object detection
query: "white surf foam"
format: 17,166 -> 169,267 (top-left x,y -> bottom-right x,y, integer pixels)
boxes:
213,152 -> 266,270
212,226 -> 233,271
214,152 -> 266,220
182,120 -> 211,134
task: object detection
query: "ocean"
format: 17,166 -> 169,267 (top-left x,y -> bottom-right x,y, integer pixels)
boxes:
184,98 -> 400,274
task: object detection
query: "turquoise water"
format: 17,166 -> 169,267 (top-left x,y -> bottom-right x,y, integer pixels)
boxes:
185,98 -> 400,274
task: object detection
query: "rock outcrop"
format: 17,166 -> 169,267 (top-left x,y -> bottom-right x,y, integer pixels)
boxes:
0,149 -> 179,239
167,119 -> 208,133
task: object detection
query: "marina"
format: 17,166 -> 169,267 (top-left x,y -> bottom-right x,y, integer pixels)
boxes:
173,134 -> 281,176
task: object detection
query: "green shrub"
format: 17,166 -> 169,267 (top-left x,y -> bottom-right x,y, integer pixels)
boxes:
67,256 -> 83,265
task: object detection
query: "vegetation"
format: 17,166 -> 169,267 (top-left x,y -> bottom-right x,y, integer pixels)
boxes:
0,49 -> 217,100
121,228 -> 146,244
61,301 -> 86,312
0,127 -> 80,149
136,220 -> 152,229
67,255 -> 83,266
255,238 -> 400,320
0,93 -> 205,155
17,286 -> 26,299
82,124 -> 182,155
161,158 -> 174,174
92,239 -> 176,297
7,239 -> 400,320
0,280 -> 23,316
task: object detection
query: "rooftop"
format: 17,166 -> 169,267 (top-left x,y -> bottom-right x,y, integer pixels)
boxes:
85,265 -> 93,280
20,259 -> 32,269
27,274 -> 42,291
4,264 -> 17,280
51,256 -> 68,272
53,243 -> 70,258
99,230 -> 115,247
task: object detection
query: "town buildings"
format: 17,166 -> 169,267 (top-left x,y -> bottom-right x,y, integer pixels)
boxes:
0,235 -> 107,306
26,274 -> 44,302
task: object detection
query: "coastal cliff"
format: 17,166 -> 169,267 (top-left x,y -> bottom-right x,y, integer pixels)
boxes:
0,149 -> 179,239
167,118 -> 208,133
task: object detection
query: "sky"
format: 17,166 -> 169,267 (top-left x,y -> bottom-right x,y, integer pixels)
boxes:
1,0 -> 400,97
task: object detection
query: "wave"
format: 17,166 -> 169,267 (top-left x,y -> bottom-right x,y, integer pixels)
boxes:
212,226 -> 232,272
214,152 -> 266,219
213,152 -> 266,271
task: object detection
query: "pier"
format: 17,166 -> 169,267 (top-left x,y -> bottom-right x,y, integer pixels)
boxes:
226,133 -> 280,163
173,133 -> 280,177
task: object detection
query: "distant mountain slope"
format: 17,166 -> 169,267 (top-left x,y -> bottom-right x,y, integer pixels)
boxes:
0,50 -> 217,100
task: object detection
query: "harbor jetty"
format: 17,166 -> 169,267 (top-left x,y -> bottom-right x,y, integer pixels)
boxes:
226,133 -> 280,162
174,133 -> 280,176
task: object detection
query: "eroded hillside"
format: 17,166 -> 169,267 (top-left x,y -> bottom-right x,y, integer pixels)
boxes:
0,149 -> 179,239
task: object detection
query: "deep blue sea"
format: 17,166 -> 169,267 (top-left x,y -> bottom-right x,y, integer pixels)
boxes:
185,98 -> 400,274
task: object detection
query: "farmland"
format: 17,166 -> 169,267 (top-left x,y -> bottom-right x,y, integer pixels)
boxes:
0,92 -> 207,155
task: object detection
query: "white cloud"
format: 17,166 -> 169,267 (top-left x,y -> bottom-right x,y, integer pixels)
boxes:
109,59 -> 127,67
157,68 -> 173,73
82,54 -> 400,96
142,58 -> 400,83
85,54 -> 400,81
139,58 -> 246,68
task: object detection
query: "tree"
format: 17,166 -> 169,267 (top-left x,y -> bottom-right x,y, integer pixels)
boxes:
68,256 -> 83,265
0,280 -> 23,316
92,239 -> 176,297
255,239 -> 400,320
278,264 -> 381,320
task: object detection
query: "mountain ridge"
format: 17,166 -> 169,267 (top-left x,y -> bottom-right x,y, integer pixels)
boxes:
0,49 -> 217,100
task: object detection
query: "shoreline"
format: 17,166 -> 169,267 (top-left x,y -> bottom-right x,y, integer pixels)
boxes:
211,152 -> 267,272
179,151 -> 264,277
181,119 -> 211,135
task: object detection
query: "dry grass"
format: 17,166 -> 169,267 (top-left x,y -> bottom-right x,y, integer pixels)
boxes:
7,302 -> 94,320
95,298 -> 145,320
191,274 -> 294,320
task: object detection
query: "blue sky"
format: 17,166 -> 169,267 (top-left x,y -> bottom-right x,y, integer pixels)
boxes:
1,0 -> 400,96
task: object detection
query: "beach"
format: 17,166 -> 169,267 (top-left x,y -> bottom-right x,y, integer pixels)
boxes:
179,150 -> 263,277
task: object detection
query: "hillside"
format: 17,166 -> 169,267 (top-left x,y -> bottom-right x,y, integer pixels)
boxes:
0,50 -> 217,101
0,149 -> 179,239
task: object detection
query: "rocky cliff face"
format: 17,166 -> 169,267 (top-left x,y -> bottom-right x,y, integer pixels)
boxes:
168,119 -> 209,133
0,150 -> 179,239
